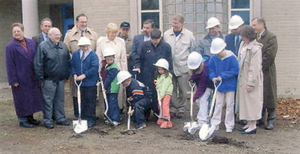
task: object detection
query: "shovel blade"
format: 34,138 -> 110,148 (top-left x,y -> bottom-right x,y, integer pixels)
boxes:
188,122 -> 200,134
199,124 -> 215,140
73,120 -> 88,134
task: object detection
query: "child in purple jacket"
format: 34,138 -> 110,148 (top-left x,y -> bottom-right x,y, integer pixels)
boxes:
188,52 -> 213,128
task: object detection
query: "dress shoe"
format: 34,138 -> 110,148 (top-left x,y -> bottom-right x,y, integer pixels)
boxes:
256,121 -> 264,126
88,122 -> 96,128
45,123 -> 54,129
265,123 -> 274,130
56,120 -> 70,126
241,128 -> 257,134
237,127 -> 248,132
240,120 -> 247,125
28,119 -> 41,125
19,122 -> 34,128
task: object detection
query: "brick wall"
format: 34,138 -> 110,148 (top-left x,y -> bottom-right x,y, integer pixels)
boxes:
74,0 -> 130,37
262,0 -> 300,98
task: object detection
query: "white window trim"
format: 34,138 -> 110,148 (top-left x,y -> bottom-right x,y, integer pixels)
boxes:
138,0 -> 163,34
228,0 -> 253,28
228,0 -> 262,30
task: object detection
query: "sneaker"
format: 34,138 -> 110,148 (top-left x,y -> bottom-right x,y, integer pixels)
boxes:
136,123 -> 146,130
226,129 -> 233,133
157,119 -> 163,125
215,125 -> 219,130
112,121 -> 120,126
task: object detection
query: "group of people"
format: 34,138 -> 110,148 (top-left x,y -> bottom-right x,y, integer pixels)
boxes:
5,13 -> 277,134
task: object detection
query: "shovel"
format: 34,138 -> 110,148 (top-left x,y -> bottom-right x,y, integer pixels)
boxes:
73,80 -> 88,134
99,75 -> 115,127
199,80 -> 222,140
121,104 -> 136,135
154,88 -> 170,121
183,82 -> 198,134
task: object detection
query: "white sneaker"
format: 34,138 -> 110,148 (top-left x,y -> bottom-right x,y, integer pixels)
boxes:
215,125 -> 219,130
112,121 -> 120,126
226,129 -> 233,133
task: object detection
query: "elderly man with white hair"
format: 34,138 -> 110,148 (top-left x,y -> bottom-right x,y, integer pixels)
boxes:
34,27 -> 70,129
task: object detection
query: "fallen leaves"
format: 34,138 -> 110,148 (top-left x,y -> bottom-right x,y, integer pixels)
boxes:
277,98 -> 300,120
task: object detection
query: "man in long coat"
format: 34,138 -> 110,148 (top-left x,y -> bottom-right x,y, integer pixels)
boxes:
252,17 -> 278,130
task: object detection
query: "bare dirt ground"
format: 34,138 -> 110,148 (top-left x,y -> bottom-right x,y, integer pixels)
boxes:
0,83 -> 300,154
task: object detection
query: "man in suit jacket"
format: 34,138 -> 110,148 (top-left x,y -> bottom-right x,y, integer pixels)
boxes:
252,17 -> 278,130
225,15 -> 244,56
32,18 -> 52,48
131,19 -> 154,79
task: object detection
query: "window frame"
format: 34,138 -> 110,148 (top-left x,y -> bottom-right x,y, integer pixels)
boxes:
228,0 -> 253,30
138,0 -> 163,33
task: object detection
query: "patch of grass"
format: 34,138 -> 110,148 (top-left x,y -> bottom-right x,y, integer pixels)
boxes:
0,100 -> 13,105
0,131 -> 14,136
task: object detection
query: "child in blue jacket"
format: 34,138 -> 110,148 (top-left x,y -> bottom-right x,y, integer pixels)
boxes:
208,38 -> 239,133
101,47 -> 120,126
117,71 -> 153,130
70,37 -> 99,128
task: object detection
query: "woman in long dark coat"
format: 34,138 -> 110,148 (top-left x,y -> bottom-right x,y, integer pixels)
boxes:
5,23 -> 43,128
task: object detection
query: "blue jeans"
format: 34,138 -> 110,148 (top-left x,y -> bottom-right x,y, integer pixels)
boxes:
134,98 -> 152,126
80,86 -> 97,123
107,93 -> 120,122
41,80 -> 66,124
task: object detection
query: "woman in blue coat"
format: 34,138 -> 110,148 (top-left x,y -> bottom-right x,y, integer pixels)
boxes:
5,23 -> 43,128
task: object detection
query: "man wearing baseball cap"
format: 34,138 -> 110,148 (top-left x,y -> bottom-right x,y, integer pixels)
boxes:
118,22 -> 133,78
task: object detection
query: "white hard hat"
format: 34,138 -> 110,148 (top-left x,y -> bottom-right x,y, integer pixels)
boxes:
154,58 -> 169,70
206,17 -> 220,29
117,71 -> 132,84
103,47 -> 116,57
210,38 -> 226,54
229,15 -> 244,29
188,52 -> 203,70
77,37 -> 91,46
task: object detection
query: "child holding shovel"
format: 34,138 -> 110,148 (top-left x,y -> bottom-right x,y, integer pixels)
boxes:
70,37 -> 99,128
154,59 -> 173,129
208,38 -> 239,133
101,47 -> 120,126
117,71 -> 153,130
187,52 -> 213,129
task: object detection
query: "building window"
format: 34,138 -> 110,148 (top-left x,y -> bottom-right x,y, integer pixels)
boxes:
139,0 -> 162,31
229,0 -> 251,25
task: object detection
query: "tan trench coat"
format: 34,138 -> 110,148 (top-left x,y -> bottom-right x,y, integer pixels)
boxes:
63,26 -> 98,97
96,36 -> 128,109
236,40 -> 264,120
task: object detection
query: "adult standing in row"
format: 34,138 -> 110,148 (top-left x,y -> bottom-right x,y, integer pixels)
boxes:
118,21 -> 133,69
252,17 -> 278,130
236,25 -> 263,134
64,14 -> 98,118
225,15 -> 244,56
197,17 -> 224,56
34,27 -> 70,129
32,18 -> 53,48
5,23 -> 43,128
130,19 -> 155,80
164,14 -> 196,118
134,29 -> 173,115
96,23 -> 127,112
